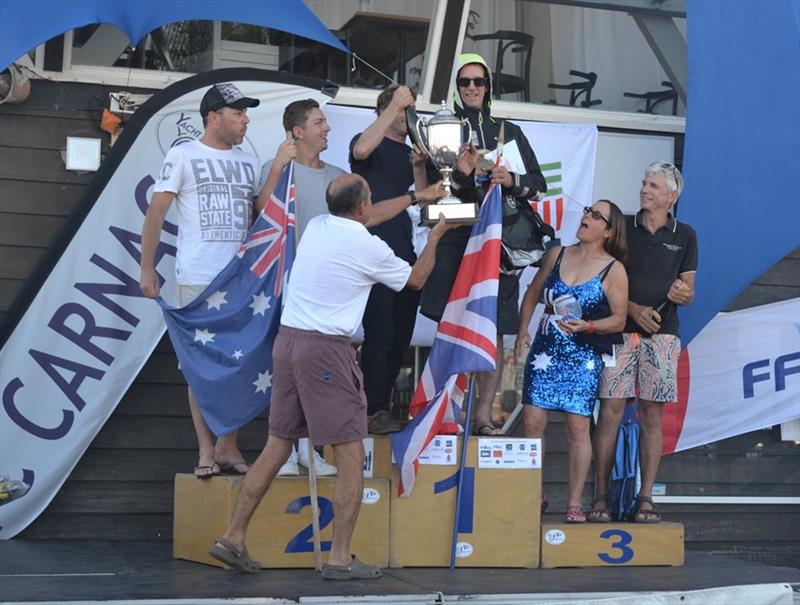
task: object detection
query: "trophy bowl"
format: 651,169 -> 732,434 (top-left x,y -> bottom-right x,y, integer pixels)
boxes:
407,102 -> 479,225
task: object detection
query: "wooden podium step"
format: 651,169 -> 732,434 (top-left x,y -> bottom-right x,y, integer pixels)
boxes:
173,474 -> 390,569
389,435 -> 542,568
540,521 -> 684,568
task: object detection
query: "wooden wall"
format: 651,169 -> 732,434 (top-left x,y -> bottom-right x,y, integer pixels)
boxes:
0,81 -> 111,320
2,80 -> 798,567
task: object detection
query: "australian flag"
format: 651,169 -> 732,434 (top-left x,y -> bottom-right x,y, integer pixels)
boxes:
391,184 -> 502,496
157,162 -> 296,436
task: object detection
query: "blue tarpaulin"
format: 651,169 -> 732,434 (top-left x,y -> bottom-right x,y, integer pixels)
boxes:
679,0 -> 800,346
0,0 -> 347,71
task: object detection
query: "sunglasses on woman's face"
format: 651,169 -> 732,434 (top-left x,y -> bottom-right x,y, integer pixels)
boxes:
583,206 -> 611,227
457,77 -> 488,88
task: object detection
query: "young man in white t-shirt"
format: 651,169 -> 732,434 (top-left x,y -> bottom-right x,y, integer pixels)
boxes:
209,174 -> 451,578
139,83 -> 260,479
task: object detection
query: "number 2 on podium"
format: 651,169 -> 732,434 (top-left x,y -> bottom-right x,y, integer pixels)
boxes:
284,496 -> 334,553
597,529 -> 634,564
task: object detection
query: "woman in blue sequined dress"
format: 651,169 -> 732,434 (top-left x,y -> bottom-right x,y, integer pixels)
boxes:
515,200 -> 628,523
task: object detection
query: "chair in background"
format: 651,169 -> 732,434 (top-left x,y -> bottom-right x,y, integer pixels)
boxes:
624,81 -> 678,115
470,30 -> 534,102
547,70 -> 602,108
279,30 -> 352,87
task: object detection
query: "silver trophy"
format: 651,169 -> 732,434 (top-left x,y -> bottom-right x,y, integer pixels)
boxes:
407,102 -> 479,225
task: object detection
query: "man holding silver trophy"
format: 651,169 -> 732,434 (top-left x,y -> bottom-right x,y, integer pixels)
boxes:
417,53 -> 549,437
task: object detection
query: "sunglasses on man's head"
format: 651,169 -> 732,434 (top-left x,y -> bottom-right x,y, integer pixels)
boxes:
457,77 -> 488,88
669,164 -> 680,189
583,206 -> 611,226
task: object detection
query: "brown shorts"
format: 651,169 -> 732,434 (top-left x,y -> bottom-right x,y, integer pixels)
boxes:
268,326 -> 368,446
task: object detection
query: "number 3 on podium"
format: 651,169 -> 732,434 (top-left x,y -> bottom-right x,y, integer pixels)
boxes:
597,529 -> 634,564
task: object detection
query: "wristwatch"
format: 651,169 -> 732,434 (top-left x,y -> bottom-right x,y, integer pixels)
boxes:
408,191 -> 417,206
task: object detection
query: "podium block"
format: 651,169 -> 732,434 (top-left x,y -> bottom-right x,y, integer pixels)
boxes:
389,436 -> 542,568
173,474 -> 390,568
541,521 -> 684,568
323,436 -> 393,479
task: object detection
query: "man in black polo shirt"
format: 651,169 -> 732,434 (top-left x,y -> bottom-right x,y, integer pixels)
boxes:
350,85 -> 432,434
590,161 -> 697,523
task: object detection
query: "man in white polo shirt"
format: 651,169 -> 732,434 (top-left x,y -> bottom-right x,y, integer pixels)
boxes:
209,174 -> 451,579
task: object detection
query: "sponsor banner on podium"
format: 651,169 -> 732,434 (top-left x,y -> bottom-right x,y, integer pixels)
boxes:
477,438 -> 541,469
418,435 -> 458,465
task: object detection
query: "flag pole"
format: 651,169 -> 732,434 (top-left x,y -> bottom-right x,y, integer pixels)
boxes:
449,373 -> 477,569
305,440 -> 323,571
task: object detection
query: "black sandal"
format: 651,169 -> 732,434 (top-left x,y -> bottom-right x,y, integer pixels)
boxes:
587,494 -> 611,523
473,424 -> 505,436
632,495 -> 661,523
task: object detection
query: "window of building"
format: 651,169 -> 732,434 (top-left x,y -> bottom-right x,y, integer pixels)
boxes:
461,0 -> 686,116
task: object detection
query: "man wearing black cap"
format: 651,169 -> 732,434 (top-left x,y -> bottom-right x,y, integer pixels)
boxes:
140,83 -> 261,479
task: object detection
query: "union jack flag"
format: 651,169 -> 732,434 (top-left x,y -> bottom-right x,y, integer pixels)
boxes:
237,163 -> 296,295
391,184 -> 502,496
158,163 -> 296,435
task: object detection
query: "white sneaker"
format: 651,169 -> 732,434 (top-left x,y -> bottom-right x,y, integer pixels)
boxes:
277,447 -> 299,477
298,438 -> 337,476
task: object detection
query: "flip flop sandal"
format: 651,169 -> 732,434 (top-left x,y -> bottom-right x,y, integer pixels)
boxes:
194,464 -> 220,480
219,460 -> 250,475
633,496 -> 662,523
321,555 -> 383,580
208,537 -> 262,573
587,495 -> 611,523
564,505 -> 587,523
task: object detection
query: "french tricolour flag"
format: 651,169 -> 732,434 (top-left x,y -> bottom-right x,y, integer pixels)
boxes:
391,184 -> 502,496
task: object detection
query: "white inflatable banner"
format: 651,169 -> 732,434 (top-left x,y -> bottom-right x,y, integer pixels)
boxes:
664,297 -> 800,454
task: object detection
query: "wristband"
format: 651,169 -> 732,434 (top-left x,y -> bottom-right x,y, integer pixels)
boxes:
408,191 -> 417,206
587,321 -> 596,334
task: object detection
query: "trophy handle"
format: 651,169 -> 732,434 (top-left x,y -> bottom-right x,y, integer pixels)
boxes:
414,118 -> 433,157
461,118 -> 473,149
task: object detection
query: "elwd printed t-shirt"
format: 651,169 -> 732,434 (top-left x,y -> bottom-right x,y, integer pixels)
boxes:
154,140 -> 260,284
281,214 -> 412,337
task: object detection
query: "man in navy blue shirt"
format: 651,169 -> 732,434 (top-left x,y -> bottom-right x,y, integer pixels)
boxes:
590,162 -> 697,524
350,85 -> 432,434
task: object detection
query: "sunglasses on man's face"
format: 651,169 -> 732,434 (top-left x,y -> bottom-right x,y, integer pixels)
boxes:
583,206 -> 611,227
457,77 -> 488,88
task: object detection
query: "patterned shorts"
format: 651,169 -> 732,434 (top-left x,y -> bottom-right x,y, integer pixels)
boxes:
597,333 -> 681,403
